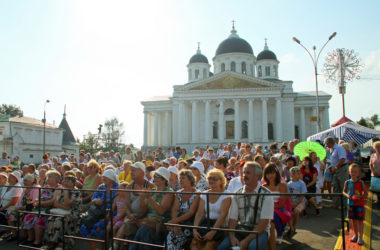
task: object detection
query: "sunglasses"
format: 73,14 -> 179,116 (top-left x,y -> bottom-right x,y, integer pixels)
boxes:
154,174 -> 164,179
207,176 -> 220,182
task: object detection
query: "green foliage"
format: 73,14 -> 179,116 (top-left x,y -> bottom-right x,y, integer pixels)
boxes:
0,104 -> 23,117
357,114 -> 379,129
79,132 -> 101,155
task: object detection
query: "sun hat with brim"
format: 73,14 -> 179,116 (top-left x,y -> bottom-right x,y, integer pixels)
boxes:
192,149 -> 200,154
133,162 -> 146,173
0,172 -> 8,179
9,171 -> 21,183
168,166 -> 179,176
190,161 -> 205,174
162,159 -> 170,165
102,169 -> 119,184
153,167 -> 170,182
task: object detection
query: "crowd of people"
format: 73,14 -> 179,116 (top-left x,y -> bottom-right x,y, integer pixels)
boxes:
0,136 -> 378,250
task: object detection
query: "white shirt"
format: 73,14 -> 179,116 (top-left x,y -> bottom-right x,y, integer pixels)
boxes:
227,177 -> 243,193
229,184 -> 274,232
0,183 -> 23,208
201,190 -> 230,225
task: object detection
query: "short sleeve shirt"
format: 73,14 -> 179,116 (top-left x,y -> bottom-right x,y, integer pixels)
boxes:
330,144 -> 347,167
287,180 -> 307,204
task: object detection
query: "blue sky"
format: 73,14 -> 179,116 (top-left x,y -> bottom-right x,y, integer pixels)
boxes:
1,0 -> 380,147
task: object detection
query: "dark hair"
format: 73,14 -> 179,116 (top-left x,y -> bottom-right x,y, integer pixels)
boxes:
263,163 -> 281,185
302,157 -> 315,172
285,156 -> 297,165
28,163 -> 36,171
43,154 -> 49,160
216,156 -> 228,168
186,158 -> 195,166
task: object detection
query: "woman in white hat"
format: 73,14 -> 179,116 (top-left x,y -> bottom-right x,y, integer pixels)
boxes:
0,171 -> 23,240
130,167 -> 174,250
190,161 -> 209,192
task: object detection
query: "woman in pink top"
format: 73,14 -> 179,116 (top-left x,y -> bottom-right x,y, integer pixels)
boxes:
370,141 -> 380,202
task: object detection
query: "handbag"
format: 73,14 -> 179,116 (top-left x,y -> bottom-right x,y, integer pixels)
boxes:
370,176 -> 380,192
50,208 -> 71,216
82,204 -> 105,229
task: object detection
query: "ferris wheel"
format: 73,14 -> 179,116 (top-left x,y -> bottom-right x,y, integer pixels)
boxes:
323,48 -> 363,116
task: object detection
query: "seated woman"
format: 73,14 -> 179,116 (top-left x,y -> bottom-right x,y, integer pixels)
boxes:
81,169 -> 119,250
44,171 -> 81,249
167,169 -> 200,250
191,169 -> 231,250
263,164 -> 291,248
0,171 -> 23,240
81,160 -> 102,212
300,157 -> 320,216
191,162 -> 209,192
130,167 -> 174,250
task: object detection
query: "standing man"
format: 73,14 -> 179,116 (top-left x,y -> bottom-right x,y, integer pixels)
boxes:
218,161 -> 273,250
0,152 -> 10,167
155,147 -> 166,161
122,147 -> 135,162
324,136 -> 347,208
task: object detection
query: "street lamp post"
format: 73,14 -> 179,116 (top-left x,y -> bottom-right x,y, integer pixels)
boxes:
43,100 -> 50,155
292,32 -> 337,132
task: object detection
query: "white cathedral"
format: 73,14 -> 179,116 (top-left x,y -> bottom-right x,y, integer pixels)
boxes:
141,26 -> 331,150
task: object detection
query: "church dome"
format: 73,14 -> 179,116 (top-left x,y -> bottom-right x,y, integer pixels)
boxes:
215,28 -> 253,56
189,53 -> 208,64
257,40 -> 277,60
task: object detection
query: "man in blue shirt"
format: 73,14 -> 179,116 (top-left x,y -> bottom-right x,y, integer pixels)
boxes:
324,136 -> 347,208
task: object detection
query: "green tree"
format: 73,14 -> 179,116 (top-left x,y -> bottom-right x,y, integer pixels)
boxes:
101,117 -> 125,152
0,104 -> 23,117
79,132 -> 101,155
357,114 -> 380,129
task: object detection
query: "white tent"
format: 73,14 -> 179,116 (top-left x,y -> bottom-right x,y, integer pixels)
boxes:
307,122 -> 380,145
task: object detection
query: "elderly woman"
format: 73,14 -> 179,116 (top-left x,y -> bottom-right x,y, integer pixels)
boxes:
130,167 -> 174,250
179,148 -> 190,161
167,170 -> 200,250
342,143 -> 354,165
190,161 -> 209,191
44,171 -> 81,249
81,169 -> 119,250
118,160 -> 132,183
38,168 -> 48,187
191,169 -> 231,250
23,170 -> 62,248
0,172 -> 8,197
0,171 -> 23,240
81,160 -> 102,212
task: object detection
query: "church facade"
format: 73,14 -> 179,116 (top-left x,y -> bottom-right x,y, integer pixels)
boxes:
142,27 -> 331,150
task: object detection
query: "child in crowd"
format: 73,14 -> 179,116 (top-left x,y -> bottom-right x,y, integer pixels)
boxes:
286,167 -> 307,238
107,182 -> 128,240
343,164 -> 367,245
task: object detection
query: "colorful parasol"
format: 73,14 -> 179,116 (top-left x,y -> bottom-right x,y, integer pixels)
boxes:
294,141 -> 326,161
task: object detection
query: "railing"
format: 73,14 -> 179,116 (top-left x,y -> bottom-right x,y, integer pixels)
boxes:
0,185 -> 351,250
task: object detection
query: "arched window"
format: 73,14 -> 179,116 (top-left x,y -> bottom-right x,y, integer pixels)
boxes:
265,66 -> 270,76
258,66 -> 262,77
268,123 -> 274,140
221,63 -> 225,72
224,108 -> 235,115
213,121 -> 218,139
250,64 -> 254,76
203,68 -> 207,79
295,125 -> 299,139
195,69 -> 200,79
242,120 -> 248,138
231,61 -> 236,72
241,62 -> 246,74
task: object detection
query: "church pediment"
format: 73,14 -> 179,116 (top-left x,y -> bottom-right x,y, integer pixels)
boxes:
178,71 -> 284,91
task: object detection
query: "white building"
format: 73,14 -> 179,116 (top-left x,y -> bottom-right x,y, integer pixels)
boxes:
141,27 -> 331,150
0,111 -> 79,164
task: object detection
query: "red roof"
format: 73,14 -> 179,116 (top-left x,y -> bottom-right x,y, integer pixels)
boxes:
331,116 -> 353,127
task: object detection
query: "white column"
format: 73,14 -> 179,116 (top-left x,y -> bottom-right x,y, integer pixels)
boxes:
234,99 -> 240,141
178,101 -> 184,143
218,100 -> 224,141
275,98 -> 283,142
154,112 -> 159,146
204,100 -> 211,142
165,111 -> 169,146
248,99 -> 254,141
300,107 -> 306,140
261,98 -> 268,142
323,107 -> 330,130
191,101 -> 198,143
312,107 -> 318,134
143,111 -> 148,146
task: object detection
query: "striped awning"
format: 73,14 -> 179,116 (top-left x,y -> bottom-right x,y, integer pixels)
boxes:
307,122 -> 380,145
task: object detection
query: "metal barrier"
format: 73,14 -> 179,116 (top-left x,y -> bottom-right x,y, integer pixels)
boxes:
0,185 -> 352,250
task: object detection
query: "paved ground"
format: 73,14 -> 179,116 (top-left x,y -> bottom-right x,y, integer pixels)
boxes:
1,198 -> 378,250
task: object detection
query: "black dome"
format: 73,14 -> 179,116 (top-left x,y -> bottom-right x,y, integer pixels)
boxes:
189,53 -> 208,64
215,32 -> 253,56
257,50 -> 277,60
